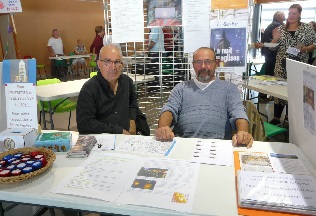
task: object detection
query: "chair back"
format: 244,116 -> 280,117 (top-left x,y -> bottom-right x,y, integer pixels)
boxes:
37,78 -> 64,110
90,54 -> 97,67
243,100 -> 266,141
90,71 -> 97,78
257,62 -> 266,76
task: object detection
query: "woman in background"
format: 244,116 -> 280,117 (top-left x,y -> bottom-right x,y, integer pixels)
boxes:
308,21 -> 316,65
269,4 -> 316,125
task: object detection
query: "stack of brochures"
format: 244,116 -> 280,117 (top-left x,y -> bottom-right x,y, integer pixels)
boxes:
67,135 -> 97,157
237,171 -> 316,215
67,134 -> 116,157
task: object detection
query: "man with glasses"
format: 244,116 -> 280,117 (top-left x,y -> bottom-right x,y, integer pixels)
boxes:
155,47 -> 253,148
76,44 -> 138,135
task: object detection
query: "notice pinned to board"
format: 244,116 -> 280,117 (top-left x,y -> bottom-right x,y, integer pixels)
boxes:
5,83 -> 37,129
0,0 -> 23,13
2,59 -> 37,129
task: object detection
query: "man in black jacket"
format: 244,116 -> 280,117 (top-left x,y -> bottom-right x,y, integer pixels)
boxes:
261,11 -> 285,76
76,45 -> 140,135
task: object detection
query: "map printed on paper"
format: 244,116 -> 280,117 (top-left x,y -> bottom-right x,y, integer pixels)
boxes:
53,152 -> 143,202
53,152 -> 200,213
116,136 -> 176,156
116,157 -> 200,213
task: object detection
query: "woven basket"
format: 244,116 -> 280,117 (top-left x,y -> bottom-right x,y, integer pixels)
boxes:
0,147 -> 56,184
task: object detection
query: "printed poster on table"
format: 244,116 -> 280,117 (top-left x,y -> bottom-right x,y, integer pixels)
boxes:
2,59 -> 37,129
0,0 -> 22,13
210,20 -> 247,73
303,69 -> 316,136
147,0 -> 182,26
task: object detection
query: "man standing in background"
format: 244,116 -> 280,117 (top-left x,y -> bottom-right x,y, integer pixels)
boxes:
261,11 -> 285,76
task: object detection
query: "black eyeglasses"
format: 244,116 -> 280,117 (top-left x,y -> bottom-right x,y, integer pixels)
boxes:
193,59 -> 215,66
100,59 -> 123,67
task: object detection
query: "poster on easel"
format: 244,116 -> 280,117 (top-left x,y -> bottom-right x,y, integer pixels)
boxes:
303,69 -> 316,136
147,0 -> 182,26
210,19 -> 247,74
0,0 -> 22,13
2,59 -> 38,129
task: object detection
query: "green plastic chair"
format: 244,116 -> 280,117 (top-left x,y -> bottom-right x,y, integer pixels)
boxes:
37,78 -> 77,130
162,57 -> 173,74
263,122 -> 287,141
243,100 -> 287,142
90,71 -> 97,78
89,54 -> 97,69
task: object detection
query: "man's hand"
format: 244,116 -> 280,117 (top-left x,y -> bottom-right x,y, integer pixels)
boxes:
155,126 -> 174,141
123,129 -> 131,135
232,131 -> 253,148
129,120 -> 136,135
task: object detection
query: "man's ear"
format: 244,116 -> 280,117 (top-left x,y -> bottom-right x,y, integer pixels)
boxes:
97,60 -> 102,71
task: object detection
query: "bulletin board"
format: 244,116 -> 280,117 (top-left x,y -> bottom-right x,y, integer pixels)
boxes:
287,59 -> 316,168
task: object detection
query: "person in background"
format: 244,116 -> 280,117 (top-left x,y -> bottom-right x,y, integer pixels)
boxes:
269,4 -> 316,125
47,29 -> 65,57
255,11 -> 285,100
308,21 -> 316,65
147,27 -> 165,92
72,39 -> 88,76
163,26 -> 174,57
76,45 -> 138,135
47,29 -> 66,77
155,47 -> 253,148
90,26 -> 105,58
261,11 -> 285,76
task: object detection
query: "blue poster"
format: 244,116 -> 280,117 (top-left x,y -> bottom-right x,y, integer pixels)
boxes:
210,20 -> 247,73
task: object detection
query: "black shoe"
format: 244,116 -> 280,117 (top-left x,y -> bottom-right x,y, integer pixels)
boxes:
269,118 -> 281,125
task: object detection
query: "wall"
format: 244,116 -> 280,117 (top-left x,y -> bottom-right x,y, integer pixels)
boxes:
13,0 -> 104,73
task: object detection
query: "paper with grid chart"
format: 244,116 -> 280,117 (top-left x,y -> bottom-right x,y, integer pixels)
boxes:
190,139 -> 233,166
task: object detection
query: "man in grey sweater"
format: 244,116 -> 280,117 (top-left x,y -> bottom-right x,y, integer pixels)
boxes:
155,47 -> 253,148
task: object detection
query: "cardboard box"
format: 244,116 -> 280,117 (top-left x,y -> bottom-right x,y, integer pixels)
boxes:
0,128 -> 37,152
34,132 -> 72,152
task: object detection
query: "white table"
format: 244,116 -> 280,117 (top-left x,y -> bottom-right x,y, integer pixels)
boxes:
49,54 -> 90,60
36,75 -> 155,130
0,135 -> 315,216
242,77 -> 288,101
49,55 -> 91,81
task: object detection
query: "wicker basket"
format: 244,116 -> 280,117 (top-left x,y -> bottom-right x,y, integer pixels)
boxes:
0,147 -> 56,184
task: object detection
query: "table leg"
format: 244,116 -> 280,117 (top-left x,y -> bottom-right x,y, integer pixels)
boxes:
0,202 -> 4,216
40,101 -> 47,130
48,101 -> 54,130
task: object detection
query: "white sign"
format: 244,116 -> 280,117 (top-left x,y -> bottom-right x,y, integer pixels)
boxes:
0,0 -> 22,13
111,0 -> 144,43
5,83 -> 37,129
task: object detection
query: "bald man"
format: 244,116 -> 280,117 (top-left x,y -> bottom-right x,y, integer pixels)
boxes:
76,44 -> 138,135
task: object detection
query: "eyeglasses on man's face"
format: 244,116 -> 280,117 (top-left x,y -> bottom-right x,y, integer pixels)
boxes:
100,59 -> 123,67
193,59 -> 215,66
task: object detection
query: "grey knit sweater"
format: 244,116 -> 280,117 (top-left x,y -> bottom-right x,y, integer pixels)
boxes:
160,79 -> 248,139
